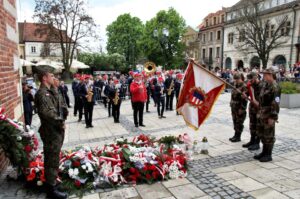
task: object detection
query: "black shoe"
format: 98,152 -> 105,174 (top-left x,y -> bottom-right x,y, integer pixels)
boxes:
254,152 -> 264,160
77,119 -> 81,122
248,144 -> 260,151
135,124 -> 139,127
230,137 -> 241,142
259,155 -> 272,162
146,110 -> 150,113
259,144 -> 273,162
161,116 -> 166,118
242,141 -> 253,148
89,125 -> 94,128
139,124 -> 146,127
85,125 -> 90,128
46,184 -> 68,199
74,114 -> 77,117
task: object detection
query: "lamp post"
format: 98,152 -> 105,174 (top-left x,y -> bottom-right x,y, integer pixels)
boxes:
153,27 -> 169,70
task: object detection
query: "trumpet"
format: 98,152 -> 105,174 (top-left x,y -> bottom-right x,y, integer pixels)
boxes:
144,61 -> 157,75
87,87 -> 94,102
113,89 -> 119,105
167,80 -> 174,96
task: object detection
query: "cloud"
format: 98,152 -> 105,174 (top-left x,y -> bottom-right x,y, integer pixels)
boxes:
17,0 -> 240,51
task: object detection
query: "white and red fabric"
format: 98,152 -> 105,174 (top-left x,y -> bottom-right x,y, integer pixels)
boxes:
176,61 -> 225,130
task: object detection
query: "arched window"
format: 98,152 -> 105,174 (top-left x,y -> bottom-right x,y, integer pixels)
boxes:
225,57 -> 232,69
237,60 -> 244,69
250,56 -> 261,69
273,55 -> 286,66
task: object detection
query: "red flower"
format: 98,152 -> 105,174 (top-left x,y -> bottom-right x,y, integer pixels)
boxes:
40,170 -> 46,182
24,145 -> 32,153
74,180 -> 81,187
72,161 -> 81,167
129,168 -> 136,174
145,174 -> 152,180
152,171 -> 159,179
26,170 -> 36,181
87,153 -> 93,160
149,165 -> 156,171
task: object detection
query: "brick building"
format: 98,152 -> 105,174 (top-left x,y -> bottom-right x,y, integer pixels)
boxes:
0,0 -> 22,173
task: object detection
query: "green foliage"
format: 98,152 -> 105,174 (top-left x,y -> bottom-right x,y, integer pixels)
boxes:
142,7 -> 187,69
78,53 -> 128,73
158,135 -> 184,149
280,82 -> 300,94
0,120 -> 29,168
106,14 -> 144,66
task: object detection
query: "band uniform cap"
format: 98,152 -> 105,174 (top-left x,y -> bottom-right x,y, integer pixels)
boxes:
158,77 -> 164,82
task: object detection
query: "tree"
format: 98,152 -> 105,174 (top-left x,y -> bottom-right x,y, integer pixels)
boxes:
234,0 -> 290,69
142,7 -> 186,69
34,0 -> 97,79
106,14 -> 144,67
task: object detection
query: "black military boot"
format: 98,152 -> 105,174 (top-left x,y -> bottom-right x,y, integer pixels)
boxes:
230,132 -> 241,142
259,144 -> 273,162
242,135 -> 255,148
229,132 -> 238,141
253,144 -> 266,160
46,183 -> 68,199
248,136 -> 260,151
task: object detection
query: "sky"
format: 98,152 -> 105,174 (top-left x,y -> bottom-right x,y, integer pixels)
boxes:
17,0 -> 240,51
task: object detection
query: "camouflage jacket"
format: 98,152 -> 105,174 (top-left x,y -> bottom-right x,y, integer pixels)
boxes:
51,87 -> 69,120
35,84 -> 63,128
230,82 -> 248,110
258,81 -> 281,121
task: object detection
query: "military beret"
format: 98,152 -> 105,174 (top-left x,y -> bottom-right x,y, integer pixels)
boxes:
35,65 -> 55,74
247,72 -> 258,80
233,73 -> 242,80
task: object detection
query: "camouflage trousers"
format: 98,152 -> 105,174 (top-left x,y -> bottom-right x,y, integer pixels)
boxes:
257,117 -> 275,144
249,105 -> 258,137
231,108 -> 246,134
40,124 -> 65,186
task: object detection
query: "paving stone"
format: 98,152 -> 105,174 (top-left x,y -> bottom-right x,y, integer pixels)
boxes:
99,187 -> 139,199
136,183 -> 172,199
168,184 -> 205,199
229,177 -> 266,192
249,188 -> 290,199
216,171 -> 245,181
284,189 -> 300,199
266,179 -> 300,192
162,178 -> 191,188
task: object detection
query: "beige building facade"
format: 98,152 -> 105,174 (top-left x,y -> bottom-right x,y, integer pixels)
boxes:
182,26 -> 199,61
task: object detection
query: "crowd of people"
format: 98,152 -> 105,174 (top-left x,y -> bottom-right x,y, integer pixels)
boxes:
70,70 -> 184,128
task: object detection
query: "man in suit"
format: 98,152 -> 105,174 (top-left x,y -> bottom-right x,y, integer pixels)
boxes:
154,77 -> 167,119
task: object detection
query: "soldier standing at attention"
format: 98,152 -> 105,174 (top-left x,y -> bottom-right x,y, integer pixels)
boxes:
174,73 -> 183,115
34,68 -> 68,199
243,72 -> 263,151
254,68 -> 281,162
229,73 -> 248,142
155,77 -> 167,119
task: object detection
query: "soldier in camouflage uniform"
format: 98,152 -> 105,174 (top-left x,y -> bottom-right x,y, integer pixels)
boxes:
243,72 -> 263,151
229,73 -> 248,142
254,68 -> 281,162
34,68 -> 68,199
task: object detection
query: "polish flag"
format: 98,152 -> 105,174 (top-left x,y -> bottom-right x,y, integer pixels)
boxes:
177,61 -> 225,130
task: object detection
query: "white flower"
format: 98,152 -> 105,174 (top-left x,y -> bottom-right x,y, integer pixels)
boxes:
27,130 -> 34,137
73,168 -> 79,176
87,166 -> 93,173
68,169 -> 74,177
37,181 -> 43,186
35,168 -> 40,172
17,136 -> 22,141
116,138 -> 124,142
81,165 -> 87,170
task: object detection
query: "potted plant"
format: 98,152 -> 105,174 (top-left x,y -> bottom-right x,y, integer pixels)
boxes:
280,82 -> 300,108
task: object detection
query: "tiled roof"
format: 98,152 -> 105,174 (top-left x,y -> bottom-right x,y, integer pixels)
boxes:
18,22 -> 73,43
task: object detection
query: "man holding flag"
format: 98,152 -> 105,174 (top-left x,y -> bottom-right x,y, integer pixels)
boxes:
176,61 -> 225,130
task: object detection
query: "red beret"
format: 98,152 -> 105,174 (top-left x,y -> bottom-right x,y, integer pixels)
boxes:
114,79 -> 119,84
134,73 -> 142,78
156,71 -> 162,75
176,73 -> 183,79
158,77 -> 164,82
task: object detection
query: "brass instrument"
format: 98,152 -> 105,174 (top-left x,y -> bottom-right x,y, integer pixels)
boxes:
87,87 -> 94,102
113,88 -> 119,105
144,61 -> 157,75
167,80 -> 174,96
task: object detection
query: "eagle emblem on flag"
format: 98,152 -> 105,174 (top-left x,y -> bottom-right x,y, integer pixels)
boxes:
188,87 -> 207,108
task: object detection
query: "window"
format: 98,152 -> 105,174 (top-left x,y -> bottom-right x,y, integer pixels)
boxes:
209,48 -> 213,62
239,29 -> 246,42
203,34 -> 206,43
228,33 -> 234,44
286,21 -> 291,36
31,46 -> 36,53
206,19 -> 209,27
210,32 -> 214,41
217,30 -> 221,40
270,25 -> 275,37
266,24 -> 270,38
214,17 -> 217,25
202,49 -> 206,59
216,47 -> 220,58
221,15 -> 225,23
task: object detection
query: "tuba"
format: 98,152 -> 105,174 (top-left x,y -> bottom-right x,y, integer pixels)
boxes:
144,61 -> 157,75
113,88 -> 119,105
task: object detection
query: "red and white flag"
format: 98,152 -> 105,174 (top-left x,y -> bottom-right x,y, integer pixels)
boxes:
177,61 -> 225,130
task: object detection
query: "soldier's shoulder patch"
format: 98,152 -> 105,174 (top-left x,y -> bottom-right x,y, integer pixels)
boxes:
275,96 -> 280,103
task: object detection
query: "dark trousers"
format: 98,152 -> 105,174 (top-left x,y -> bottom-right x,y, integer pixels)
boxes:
74,96 -> 79,115
64,94 -> 70,107
133,102 -> 144,125
78,98 -> 84,120
112,102 -> 121,122
103,97 -> 107,107
146,94 -> 150,111
166,93 -> 174,110
24,110 -> 33,126
157,97 -> 165,116
108,100 -> 112,116
84,101 -> 94,126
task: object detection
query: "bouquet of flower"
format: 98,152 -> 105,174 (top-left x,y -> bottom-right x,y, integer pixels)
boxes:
59,147 -> 99,195
24,152 -> 45,186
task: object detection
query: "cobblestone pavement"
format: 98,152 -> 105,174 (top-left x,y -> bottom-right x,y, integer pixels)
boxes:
1,92 -> 300,199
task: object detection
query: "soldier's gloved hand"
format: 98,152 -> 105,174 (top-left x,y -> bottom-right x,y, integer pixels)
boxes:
268,118 -> 275,126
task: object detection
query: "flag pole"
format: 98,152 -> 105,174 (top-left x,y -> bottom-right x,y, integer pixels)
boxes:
189,59 -> 252,102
